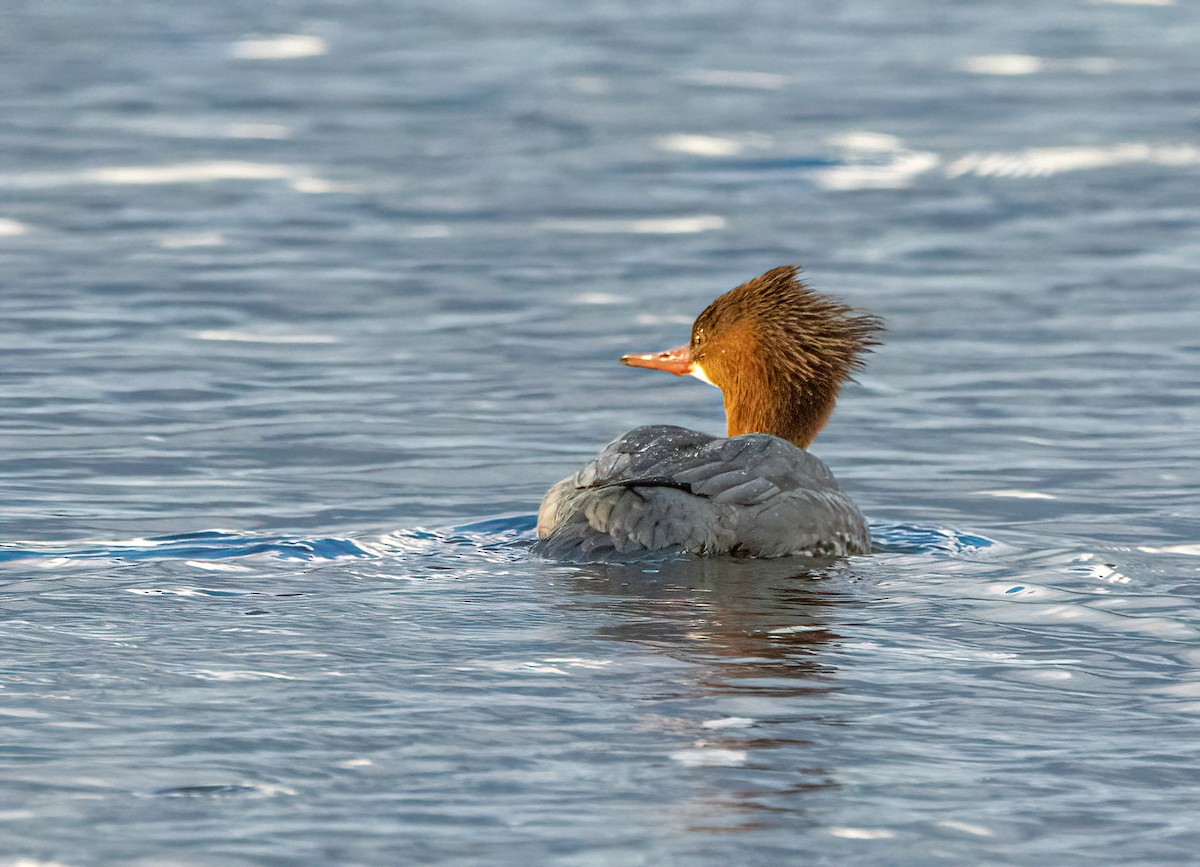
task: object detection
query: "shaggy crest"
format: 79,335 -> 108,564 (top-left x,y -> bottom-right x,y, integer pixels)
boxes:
688,265 -> 883,448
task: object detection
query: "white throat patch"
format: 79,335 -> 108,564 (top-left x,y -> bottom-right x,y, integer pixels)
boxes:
689,362 -> 717,388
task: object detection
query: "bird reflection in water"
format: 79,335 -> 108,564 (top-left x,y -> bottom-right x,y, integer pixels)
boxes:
561,554 -> 863,833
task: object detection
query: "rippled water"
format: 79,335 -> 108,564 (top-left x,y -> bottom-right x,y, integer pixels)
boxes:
4,0 -> 1200,863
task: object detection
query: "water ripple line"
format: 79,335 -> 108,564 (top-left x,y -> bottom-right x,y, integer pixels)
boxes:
0,517 -> 989,567
0,530 -> 370,565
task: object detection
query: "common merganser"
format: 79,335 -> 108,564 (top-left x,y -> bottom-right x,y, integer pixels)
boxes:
533,265 -> 884,560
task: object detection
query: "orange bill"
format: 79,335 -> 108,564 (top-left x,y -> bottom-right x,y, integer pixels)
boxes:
619,344 -> 692,376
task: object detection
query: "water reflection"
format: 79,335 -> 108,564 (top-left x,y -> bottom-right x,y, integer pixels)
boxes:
562,555 -> 864,830
565,555 -> 852,685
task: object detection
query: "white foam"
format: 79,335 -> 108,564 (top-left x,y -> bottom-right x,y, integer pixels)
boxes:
537,215 -> 725,234
0,217 -> 29,236
540,657 -> 613,669
1138,543 -> 1200,556
105,117 -> 226,138
946,143 -> 1200,178
84,160 -> 294,185
184,561 -> 254,573
817,132 -> 940,190
498,663 -> 569,676
3,162 -> 340,193
655,134 -> 745,157
127,587 -> 217,597
291,176 -> 341,193
828,827 -> 896,840
827,132 -> 906,152
815,150 -> 940,190
193,329 -> 339,344
82,160 -> 343,194
464,658 -> 610,676
1088,563 -> 1131,584
980,489 -> 1057,500
961,54 -> 1044,76
190,670 -> 297,682
669,747 -> 748,766
938,820 -> 996,837
633,216 -> 727,233
230,35 -> 328,60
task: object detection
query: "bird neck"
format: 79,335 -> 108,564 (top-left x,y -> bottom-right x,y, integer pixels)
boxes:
720,363 -> 839,449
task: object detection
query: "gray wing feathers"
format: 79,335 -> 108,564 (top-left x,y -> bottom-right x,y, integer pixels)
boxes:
534,425 -> 869,559
535,478 -> 731,559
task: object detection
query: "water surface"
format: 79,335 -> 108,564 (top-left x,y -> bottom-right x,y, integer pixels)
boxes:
3,0 -> 1200,863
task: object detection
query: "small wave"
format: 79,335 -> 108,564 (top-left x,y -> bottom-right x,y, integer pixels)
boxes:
0,518 -> 980,567
0,518 -> 540,568
368,515 -> 537,561
384,517 -> 988,562
870,523 -> 996,556
0,530 -> 369,565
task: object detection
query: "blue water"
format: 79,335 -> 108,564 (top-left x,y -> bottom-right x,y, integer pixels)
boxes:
4,0 -> 1200,863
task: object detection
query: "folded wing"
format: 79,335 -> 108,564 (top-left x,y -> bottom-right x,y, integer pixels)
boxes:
533,425 -> 870,559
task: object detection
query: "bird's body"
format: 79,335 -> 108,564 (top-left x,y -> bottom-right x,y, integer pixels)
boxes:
533,266 -> 883,560
534,425 -> 869,559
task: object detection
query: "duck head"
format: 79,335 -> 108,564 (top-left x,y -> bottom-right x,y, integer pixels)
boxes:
621,265 -> 883,449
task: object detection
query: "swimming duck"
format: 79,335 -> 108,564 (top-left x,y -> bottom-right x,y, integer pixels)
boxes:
533,265 -> 883,559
